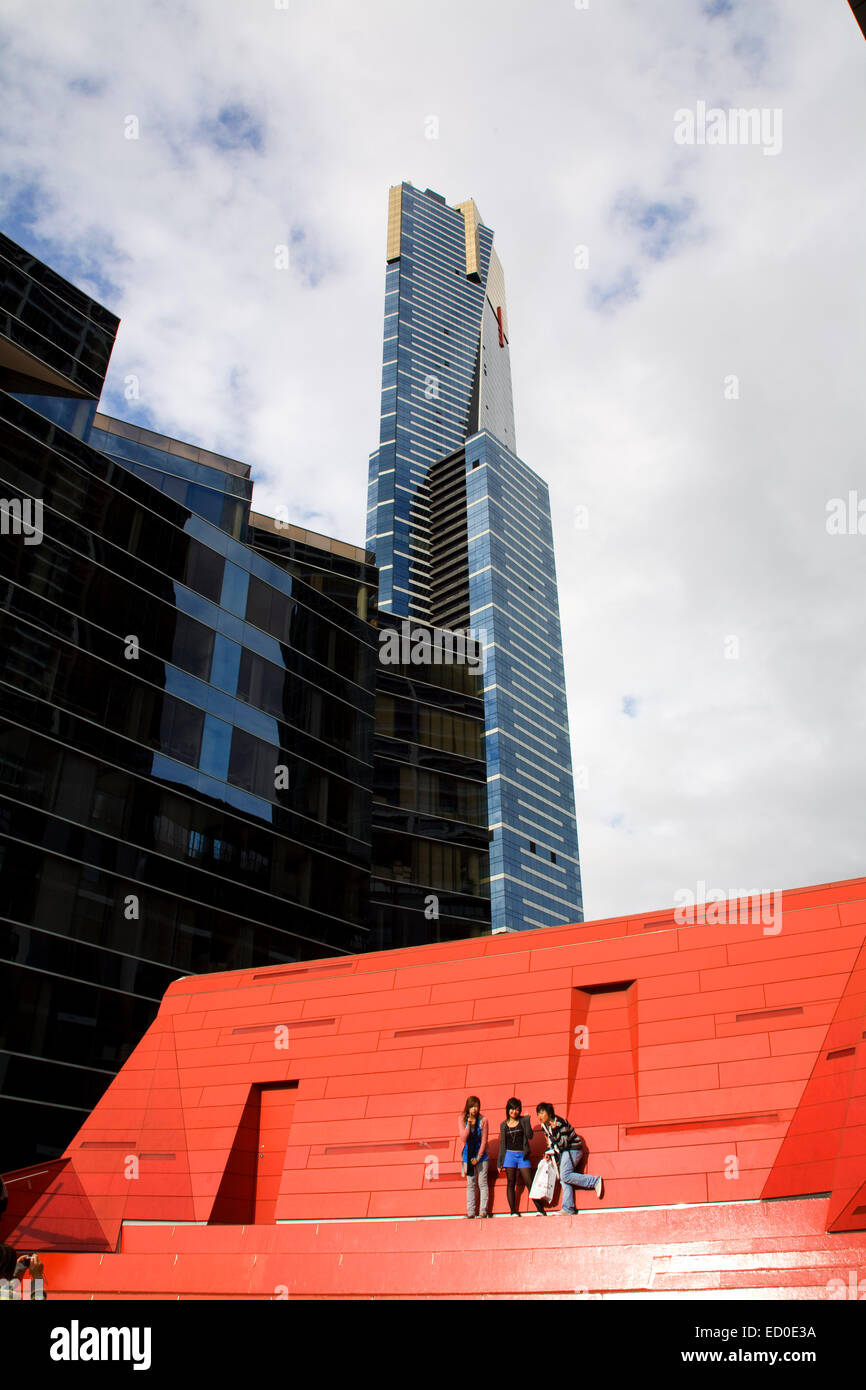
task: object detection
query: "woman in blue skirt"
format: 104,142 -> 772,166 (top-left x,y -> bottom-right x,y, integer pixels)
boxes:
497,1097 -> 534,1215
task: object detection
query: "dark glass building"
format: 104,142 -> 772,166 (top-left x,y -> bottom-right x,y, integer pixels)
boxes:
366,184 -> 583,931
371,619 -> 491,948
0,231 -> 381,1167
247,509 -> 375,624
89,411 -> 254,542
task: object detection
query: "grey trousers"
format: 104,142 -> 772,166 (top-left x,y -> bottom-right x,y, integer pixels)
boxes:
465,1160 -> 489,1215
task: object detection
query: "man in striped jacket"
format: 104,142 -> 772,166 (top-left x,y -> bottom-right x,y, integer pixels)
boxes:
536,1104 -> 603,1214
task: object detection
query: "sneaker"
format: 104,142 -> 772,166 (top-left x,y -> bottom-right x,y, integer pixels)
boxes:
594,1177 -> 604,1199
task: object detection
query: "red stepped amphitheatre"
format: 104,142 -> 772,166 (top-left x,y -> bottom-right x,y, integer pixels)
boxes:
4,875 -> 866,1300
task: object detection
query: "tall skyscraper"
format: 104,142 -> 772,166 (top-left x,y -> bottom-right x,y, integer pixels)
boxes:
367,183 -> 583,932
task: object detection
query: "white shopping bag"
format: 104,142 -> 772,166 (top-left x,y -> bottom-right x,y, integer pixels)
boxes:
529,1155 -> 557,1202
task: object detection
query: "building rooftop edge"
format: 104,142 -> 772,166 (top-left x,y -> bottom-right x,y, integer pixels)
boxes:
93,411 -> 252,479
249,510 -> 372,565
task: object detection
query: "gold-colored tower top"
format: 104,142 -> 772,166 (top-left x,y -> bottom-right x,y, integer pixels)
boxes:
455,199 -> 483,280
386,184 -> 403,262
386,185 -> 489,282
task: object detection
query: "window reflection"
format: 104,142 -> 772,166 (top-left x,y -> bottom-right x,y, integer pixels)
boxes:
375,693 -> 482,759
373,831 -> 487,896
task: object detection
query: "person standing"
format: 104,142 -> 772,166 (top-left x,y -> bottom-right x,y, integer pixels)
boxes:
459,1096 -> 489,1218
535,1103 -> 603,1215
497,1097 -> 533,1216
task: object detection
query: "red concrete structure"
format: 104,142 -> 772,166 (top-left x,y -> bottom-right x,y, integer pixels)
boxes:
5,875 -> 866,1298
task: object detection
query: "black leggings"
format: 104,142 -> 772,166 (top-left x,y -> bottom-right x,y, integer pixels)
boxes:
505,1165 -> 531,1213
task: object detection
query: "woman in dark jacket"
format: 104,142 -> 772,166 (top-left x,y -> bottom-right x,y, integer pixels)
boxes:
497,1097 -> 534,1216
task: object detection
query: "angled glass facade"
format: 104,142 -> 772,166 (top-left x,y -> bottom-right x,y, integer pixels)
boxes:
0,389 -> 378,1165
247,511 -> 376,623
0,234 -> 380,1167
366,184 -> 583,931
0,231 -> 117,404
89,412 -> 254,541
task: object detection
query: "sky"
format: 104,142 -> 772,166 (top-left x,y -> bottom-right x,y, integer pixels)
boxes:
1,0 -> 864,923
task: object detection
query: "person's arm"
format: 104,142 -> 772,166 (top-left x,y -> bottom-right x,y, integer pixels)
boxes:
498,1122 -> 506,1169
522,1116 -> 532,1158
477,1116 -> 488,1160
561,1119 -> 581,1152
458,1115 -> 470,1143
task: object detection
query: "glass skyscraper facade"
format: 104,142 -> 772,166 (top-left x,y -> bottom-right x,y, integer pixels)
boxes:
366,184 -> 515,620
89,412 -> 254,542
0,232 -> 378,1166
366,184 -> 583,932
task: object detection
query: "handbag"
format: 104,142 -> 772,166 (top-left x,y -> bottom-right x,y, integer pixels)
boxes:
529,1154 -> 557,1202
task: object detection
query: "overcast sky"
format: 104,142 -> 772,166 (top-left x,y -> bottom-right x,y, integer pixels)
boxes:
1,0 -> 864,923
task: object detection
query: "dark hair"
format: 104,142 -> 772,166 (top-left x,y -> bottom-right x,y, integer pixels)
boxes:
462,1095 -> 482,1123
505,1097 -> 522,1115
536,1102 -> 555,1117
0,1244 -> 18,1280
